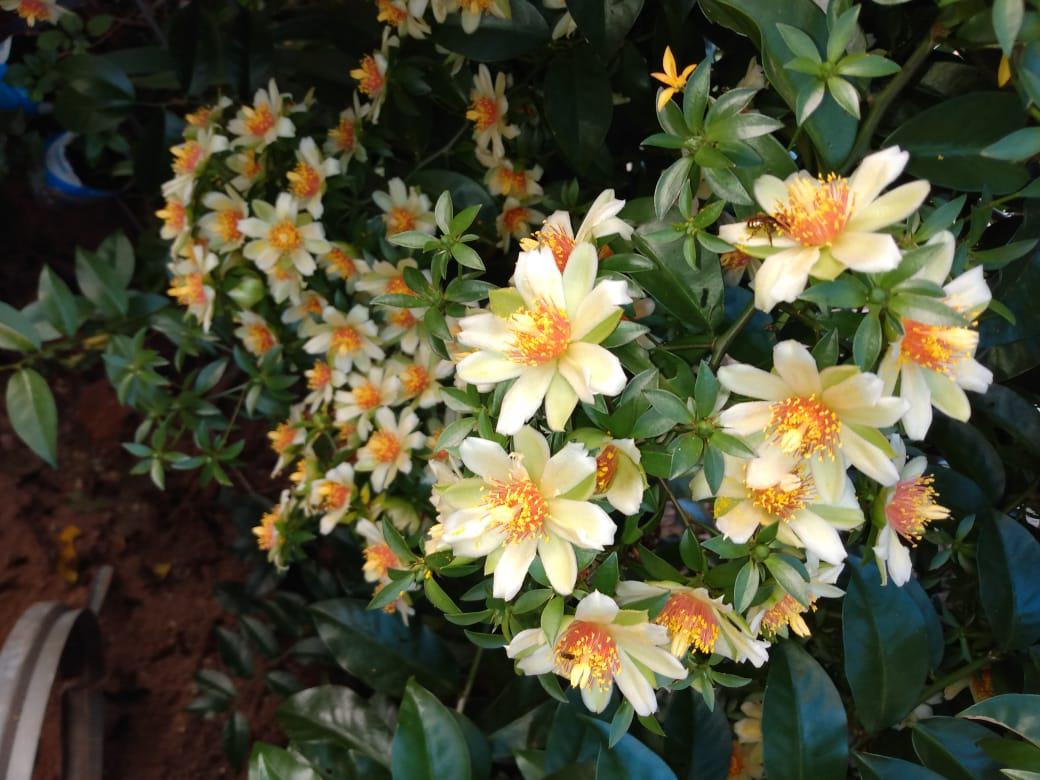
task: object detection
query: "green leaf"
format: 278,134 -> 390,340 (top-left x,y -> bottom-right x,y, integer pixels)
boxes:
982,127 -> 1040,162
608,701 -> 634,748
0,303 -> 42,352
277,686 -> 393,768
565,0 -> 643,52
311,598 -> 459,697
679,528 -> 706,572
734,561 -> 760,613
451,243 -> 485,271
977,512 -> 1040,650
662,687 -> 732,779
843,559 -> 930,732
912,717 -> 1004,780
589,552 -> 620,595
852,311 -> 882,371
709,431 -> 755,458
654,157 -> 695,220
543,46 -> 613,171
763,555 -> 810,607
973,239 -> 1038,270
825,5 -> 860,62
433,0 -> 549,62
644,388 -> 694,424
37,267 -> 79,337
248,742 -> 320,780
777,23 -> 821,61
854,752 -> 945,780
703,445 -> 724,494
223,711 -> 251,769
827,76 -> 860,119
392,679 -> 471,780
6,369 -> 58,467
75,248 -> 128,316
885,92 -> 1030,195
762,641 -> 848,780
993,0 -> 1025,55
836,53 -> 900,78
584,720 -> 678,780
799,276 -> 868,309
960,694 -> 1040,747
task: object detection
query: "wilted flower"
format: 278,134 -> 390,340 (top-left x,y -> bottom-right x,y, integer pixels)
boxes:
747,556 -> 843,638
357,518 -> 415,624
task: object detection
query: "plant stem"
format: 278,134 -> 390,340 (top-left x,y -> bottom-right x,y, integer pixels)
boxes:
917,654 -> 994,705
710,299 -> 755,371
456,647 -> 483,714
840,23 -> 945,173
659,478 -> 695,528
414,124 -> 469,174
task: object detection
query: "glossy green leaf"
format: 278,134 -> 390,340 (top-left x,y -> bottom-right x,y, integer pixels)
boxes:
585,719 -> 678,780
248,743 -> 320,780
392,679 -> 471,780
912,717 -> 1004,780
544,46 -> 613,171
0,303 -> 41,353
960,694 -> 1040,747
277,686 -> 393,768
854,752 -> 945,780
762,641 -> 848,780
6,369 -> 58,467
662,687 -> 731,779
565,0 -> 643,52
977,511 -> 1040,650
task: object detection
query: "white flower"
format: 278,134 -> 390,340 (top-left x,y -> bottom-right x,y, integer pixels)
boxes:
372,178 -> 436,237
286,138 -> 340,219
303,360 -> 346,411
267,412 -> 307,476
376,0 -> 432,38
504,591 -> 686,716
325,98 -> 369,166
355,407 -> 425,491
2,0 -> 66,25
319,242 -> 369,288
747,556 -> 844,638
198,187 -> 247,252
156,197 -> 190,251
356,258 -> 424,297
240,192 -> 331,277
234,311 -> 279,357
309,462 -> 356,534
167,244 -> 219,332
393,342 -> 453,407
357,518 -> 416,625
162,128 -> 228,201
691,446 -> 864,565
878,232 -> 993,440
302,305 -> 384,372
589,438 -> 645,516
873,437 -> 949,586
718,340 -> 909,490
466,65 -> 520,159
183,97 -> 232,133
496,198 -> 546,250
615,581 -> 769,666
521,189 -> 634,272
227,148 -> 265,192
477,153 -> 544,199
334,367 -> 402,438
281,290 -> 329,327
719,147 -> 930,311
455,243 -> 630,434
350,50 -> 390,123
227,79 -> 296,149
432,0 -> 508,32
543,0 -> 577,39
436,427 -> 615,599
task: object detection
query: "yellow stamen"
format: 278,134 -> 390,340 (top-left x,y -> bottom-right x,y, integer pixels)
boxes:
484,476 -> 549,542
899,319 -> 977,375
767,395 -> 840,458
554,621 -> 620,690
268,220 -> 302,252
508,300 -> 571,366
595,446 -> 620,493
369,431 -> 402,463
886,474 -> 948,543
654,592 -> 719,656
772,174 -> 852,247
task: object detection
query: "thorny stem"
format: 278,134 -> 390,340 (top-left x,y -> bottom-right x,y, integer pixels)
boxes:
840,23 -> 945,173
710,299 -> 756,371
456,647 -> 483,714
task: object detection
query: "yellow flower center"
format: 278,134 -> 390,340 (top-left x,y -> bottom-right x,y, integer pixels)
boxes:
244,103 -> 276,137
760,594 -> 812,638
773,174 -> 852,247
899,319 -> 977,374
215,209 -> 243,243
268,220 -> 302,252
318,481 -> 351,510
654,592 -> 719,656
17,0 -> 50,23
307,361 -> 332,390
390,309 -> 418,329
354,382 -> 382,410
324,248 -> 357,278
595,446 -> 620,493
508,301 -> 572,366
886,474 -> 948,542
248,324 -> 276,354
376,0 -> 409,26
288,161 -> 322,199
186,106 -> 213,127
253,507 -> 280,551
522,225 -> 575,272
555,621 -> 620,690
329,116 -> 357,152
749,473 -> 814,521
385,275 -> 413,295
239,149 -> 263,179
503,206 -> 531,235
331,325 -> 362,354
364,543 -> 400,579
386,206 -> 416,235
468,96 -> 500,132
354,56 -> 385,96
460,0 -> 494,11
168,273 -> 207,308
484,476 -> 548,542
268,422 -> 299,454
401,365 -> 430,397
498,168 -> 529,196
172,141 -> 203,175
767,395 -> 840,458
368,430 -> 402,463
157,200 -> 186,232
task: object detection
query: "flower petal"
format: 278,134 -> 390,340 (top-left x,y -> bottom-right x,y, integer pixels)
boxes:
547,499 -> 616,549
719,401 -> 774,435
716,500 -> 768,543
718,364 -> 791,401
754,175 -> 789,214
514,426 -> 550,482
575,590 -> 620,623
847,181 -> 930,233
614,656 -> 658,717
541,443 -> 596,497
459,437 -> 512,481
562,242 -> 597,312
513,246 -> 565,309
848,146 -> 909,206
840,425 -> 900,485
922,369 -> 970,422
545,371 -> 580,431
496,365 -> 555,435
788,510 -> 847,564
492,538 -> 538,600
829,231 -> 902,272
539,534 -> 578,595
563,342 -> 626,396
773,340 -> 822,397
753,246 -> 819,311
456,350 -> 523,384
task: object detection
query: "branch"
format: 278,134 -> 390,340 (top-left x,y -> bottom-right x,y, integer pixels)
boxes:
710,299 -> 756,371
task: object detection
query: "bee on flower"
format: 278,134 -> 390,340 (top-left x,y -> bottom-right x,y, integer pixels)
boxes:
372,178 -> 436,237
355,407 -> 426,491
718,340 -> 909,490
435,428 -> 616,599
240,192 -> 331,279
505,591 -> 687,716
466,65 -> 520,159
651,46 -> 697,111
747,556 -> 844,639
693,446 -> 865,565
334,367 -> 401,438
391,342 -> 453,407
325,98 -> 369,167
309,462 -> 356,534
198,187 -> 248,253
234,311 -> 279,357
162,128 -> 229,202
320,243 -> 369,289
878,231 -> 993,440
719,147 -> 930,312
2,0 -> 66,26
167,244 -> 219,332
227,78 -> 296,149
302,305 -> 384,372
303,359 -> 346,411
285,138 -> 341,219
455,243 -> 629,434
227,148 -> 265,193
477,153 -> 544,200
873,436 -> 950,586
431,0 -> 508,33
375,0 -> 431,39
496,197 -> 546,250
520,189 -> 633,272
615,581 -> 769,666
356,519 -> 416,624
